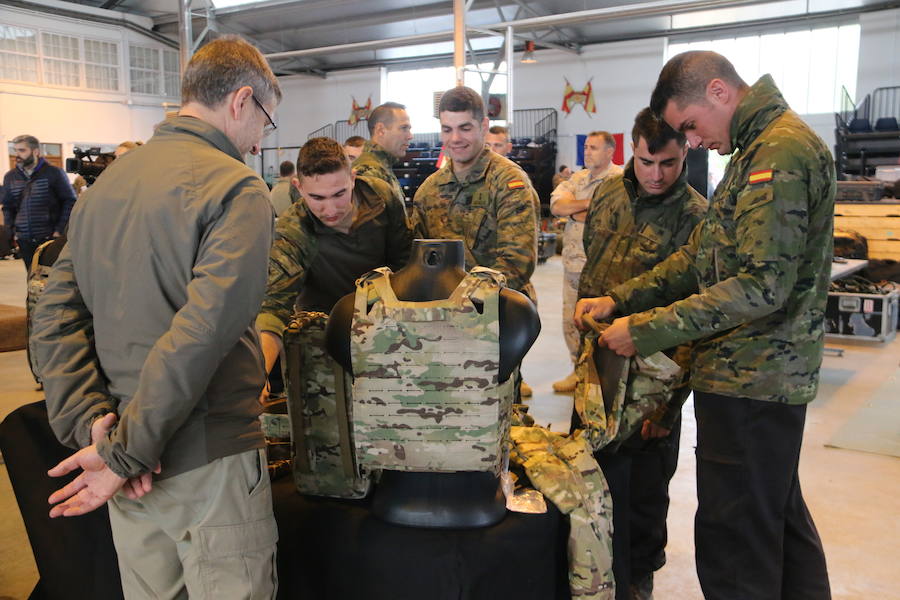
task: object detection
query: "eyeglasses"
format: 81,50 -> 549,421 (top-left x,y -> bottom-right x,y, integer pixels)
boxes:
252,95 -> 277,137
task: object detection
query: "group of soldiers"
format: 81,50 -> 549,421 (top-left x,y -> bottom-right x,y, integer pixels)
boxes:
32,32 -> 833,600
256,49 -> 833,600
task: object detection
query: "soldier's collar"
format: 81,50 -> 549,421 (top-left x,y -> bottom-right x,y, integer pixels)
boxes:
363,140 -> 399,167
443,147 -> 492,185
729,74 -> 789,153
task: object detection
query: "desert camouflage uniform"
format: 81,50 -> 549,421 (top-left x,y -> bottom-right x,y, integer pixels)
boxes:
551,163 -> 623,363
609,74 -> 836,404
412,147 -> 538,301
578,161 -> 708,428
353,140 -> 405,205
509,426 -> 614,600
350,266 -> 515,474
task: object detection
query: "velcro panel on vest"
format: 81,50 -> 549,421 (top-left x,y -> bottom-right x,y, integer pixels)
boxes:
284,311 -> 370,499
350,267 -> 513,474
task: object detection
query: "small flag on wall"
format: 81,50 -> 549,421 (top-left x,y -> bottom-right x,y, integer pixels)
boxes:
348,96 -> 372,125
562,79 -> 597,116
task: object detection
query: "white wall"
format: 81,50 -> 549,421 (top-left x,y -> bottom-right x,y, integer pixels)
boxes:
258,67 -> 381,175
858,8 -> 900,103
510,38 -> 666,168
0,3 -> 177,178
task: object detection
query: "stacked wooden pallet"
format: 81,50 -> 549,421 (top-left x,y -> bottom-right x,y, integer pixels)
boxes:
834,201 -> 900,261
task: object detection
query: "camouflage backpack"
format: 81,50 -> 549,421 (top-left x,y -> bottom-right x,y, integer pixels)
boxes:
574,316 -> 682,451
350,266 -> 515,475
26,238 -> 66,384
283,311 -> 371,499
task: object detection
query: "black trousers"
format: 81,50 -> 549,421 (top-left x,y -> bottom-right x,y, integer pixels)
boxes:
594,418 -> 681,599
18,236 -> 45,273
694,392 -> 830,600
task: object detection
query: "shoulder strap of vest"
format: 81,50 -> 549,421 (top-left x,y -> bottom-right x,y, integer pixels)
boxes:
451,266 -> 505,304
353,267 -> 394,316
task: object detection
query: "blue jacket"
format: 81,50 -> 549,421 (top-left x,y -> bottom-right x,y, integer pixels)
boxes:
1,159 -> 77,241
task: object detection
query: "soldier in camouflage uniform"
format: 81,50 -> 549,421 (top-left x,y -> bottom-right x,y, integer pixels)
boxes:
551,131 -> 622,392
256,137 -> 412,401
412,86 -> 539,397
412,86 -> 539,301
574,108 -> 707,600
352,102 -> 412,206
577,52 -> 833,600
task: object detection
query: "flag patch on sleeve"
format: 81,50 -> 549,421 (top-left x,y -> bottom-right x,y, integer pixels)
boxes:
507,180 -> 525,190
748,169 -> 773,184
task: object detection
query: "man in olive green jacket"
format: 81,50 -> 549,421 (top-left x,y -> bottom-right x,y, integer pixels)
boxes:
577,51 -> 833,600
32,36 -> 281,598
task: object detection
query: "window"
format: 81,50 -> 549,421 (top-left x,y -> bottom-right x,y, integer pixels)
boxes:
130,44 -> 179,97
0,25 -> 39,83
42,32 -> 81,87
384,63 -> 509,133
1,23 -> 123,91
130,44 -> 160,95
84,39 -> 119,91
666,23 -> 860,114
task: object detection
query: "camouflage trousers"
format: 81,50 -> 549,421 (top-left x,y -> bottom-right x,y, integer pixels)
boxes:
562,219 -> 586,365
510,426 -> 615,600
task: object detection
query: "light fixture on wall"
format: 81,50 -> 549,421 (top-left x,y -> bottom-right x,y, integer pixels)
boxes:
521,40 -> 537,64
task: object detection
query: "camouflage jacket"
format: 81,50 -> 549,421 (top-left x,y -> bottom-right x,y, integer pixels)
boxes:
578,160 -> 708,300
353,140 -> 405,204
610,75 -> 836,404
412,147 -> 538,295
577,163 -> 705,428
256,175 -> 412,337
509,427 -> 614,599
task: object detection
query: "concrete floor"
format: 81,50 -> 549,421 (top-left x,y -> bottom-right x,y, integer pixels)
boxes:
1,254 -> 898,599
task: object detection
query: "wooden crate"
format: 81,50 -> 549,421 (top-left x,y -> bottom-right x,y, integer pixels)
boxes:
834,202 -> 900,260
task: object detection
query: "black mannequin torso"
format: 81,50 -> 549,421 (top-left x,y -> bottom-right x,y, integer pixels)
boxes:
326,239 -> 540,528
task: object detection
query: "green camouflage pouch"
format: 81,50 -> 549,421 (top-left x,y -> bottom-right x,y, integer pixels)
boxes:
574,316 -> 681,451
283,311 -> 371,499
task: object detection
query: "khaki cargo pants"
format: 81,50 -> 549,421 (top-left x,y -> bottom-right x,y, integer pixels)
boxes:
108,448 -> 278,599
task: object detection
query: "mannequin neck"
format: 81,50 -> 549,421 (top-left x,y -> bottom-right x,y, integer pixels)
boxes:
389,239 -> 467,302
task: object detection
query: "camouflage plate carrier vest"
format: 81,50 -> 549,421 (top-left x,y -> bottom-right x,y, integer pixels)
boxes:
283,311 -> 371,499
575,317 -> 682,451
350,266 -> 515,474
26,239 -> 64,384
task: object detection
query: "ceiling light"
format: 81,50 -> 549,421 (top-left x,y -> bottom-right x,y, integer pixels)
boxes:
521,40 -> 537,64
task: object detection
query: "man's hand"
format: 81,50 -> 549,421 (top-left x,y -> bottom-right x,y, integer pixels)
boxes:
598,316 -> 636,357
641,420 -> 671,440
89,412 -> 158,501
574,296 -> 617,330
48,445 -> 126,517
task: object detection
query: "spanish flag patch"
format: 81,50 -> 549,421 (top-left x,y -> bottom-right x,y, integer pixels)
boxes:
507,180 -> 525,190
748,169 -> 773,184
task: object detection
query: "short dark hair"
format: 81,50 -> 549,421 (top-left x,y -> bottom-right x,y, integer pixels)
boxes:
367,102 -> 406,135
344,135 -> 366,148
631,107 -> 686,154
650,50 -> 747,117
297,137 -> 350,179
12,135 -> 39,150
181,35 -> 282,109
586,131 -> 615,150
558,165 -> 569,173
279,160 -> 295,177
488,125 -> 508,137
438,86 -> 485,122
